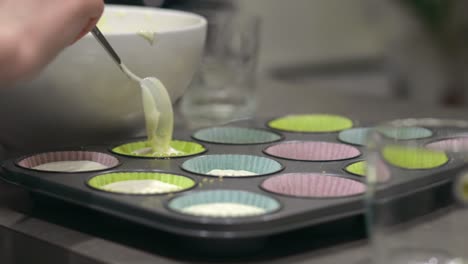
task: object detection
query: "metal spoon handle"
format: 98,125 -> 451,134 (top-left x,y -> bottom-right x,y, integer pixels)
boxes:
91,26 -> 142,83
91,26 -> 122,66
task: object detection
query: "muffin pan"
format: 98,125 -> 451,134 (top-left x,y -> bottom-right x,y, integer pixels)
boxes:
1,115 -> 467,241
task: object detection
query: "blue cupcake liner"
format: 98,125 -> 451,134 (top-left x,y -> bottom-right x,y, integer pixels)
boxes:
168,190 -> 281,218
181,154 -> 284,177
192,126 -> 283,145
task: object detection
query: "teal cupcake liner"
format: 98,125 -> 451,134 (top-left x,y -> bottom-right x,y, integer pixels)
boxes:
378,126 -> 433,140
168,190 -> 281,218
87,171 -> 196,195
338,127 -> 373,146
181,154 -> 284,177
338,126 -> 433,146
111,140 -> 206,159
192,126 -> 283,145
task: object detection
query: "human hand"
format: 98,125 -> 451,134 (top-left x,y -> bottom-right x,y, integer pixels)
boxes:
0,0 -> 104,85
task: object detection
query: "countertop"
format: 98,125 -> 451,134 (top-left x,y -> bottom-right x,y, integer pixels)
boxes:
1,75 -> 467,264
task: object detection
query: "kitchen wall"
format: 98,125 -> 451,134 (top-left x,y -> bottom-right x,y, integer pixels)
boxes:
236,0 -> 383,71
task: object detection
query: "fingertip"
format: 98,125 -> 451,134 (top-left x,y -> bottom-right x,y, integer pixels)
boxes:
71,17 -> 99,45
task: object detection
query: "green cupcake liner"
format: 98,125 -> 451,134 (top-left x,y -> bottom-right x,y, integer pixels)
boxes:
454,172 -> 468,204
168,190 -> 280,218
181,154 -> 283,177
192,126 -> 282,145
88,172 -> 196,195
344,160 -> 391,182
111,140 -> 206,158
345,161 -> 366,176
383,145 -> 448,170
268,114 -> 353,133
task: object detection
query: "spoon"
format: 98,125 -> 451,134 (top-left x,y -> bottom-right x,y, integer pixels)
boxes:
90,26 -> 176,155
90,26 -> 142,82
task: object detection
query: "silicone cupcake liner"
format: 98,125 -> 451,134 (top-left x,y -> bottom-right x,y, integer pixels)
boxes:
2,115 -> 463,242
263,141 -> 361,161
267,114 -> 353,133
338,127 -> 373,146
168,190 -> 281,218
383,145 -> 448,170
111,140 -> 206,159
454,172 -> 468,204
87,172 -> 196,195
426,136 -> 468,152
344,160 -> 391,183
192,126 -> 283,145
261,173 -> 366,198
378,126 -> 433,140
181,154 -> 283,177
16,151 -> 119,173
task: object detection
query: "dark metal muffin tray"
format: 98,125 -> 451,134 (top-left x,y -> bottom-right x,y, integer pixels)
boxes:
0,116 -> 465,241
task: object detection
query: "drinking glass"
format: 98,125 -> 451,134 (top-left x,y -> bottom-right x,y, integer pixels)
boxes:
180,10 -> 260,128
366,118 -> 468,264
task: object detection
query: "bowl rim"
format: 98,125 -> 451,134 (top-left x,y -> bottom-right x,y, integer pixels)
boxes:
89,4 -> 207,35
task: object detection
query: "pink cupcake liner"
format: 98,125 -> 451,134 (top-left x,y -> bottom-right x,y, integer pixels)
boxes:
264,141 -> 361,161
374,160 -> 391,182
17,151 -> 119,171
426,136 -> 468,152
261,173 -> 366,198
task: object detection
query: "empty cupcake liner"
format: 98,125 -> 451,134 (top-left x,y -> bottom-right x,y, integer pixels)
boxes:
192,126 -> 283,145
378,126 -> 433,140
168,190 -> 280,218
16,151 -> 119,173
338,127 -> 373,146
111,140 -> 206,159
263,141 -> 361,161
87,172 -> 196,195
261,173 -> 366,198
426,136 -> 468,152
267,114 -> 353,133
181,154 -> 283,177
383,145 -> 448,170
344,160 -> 391,183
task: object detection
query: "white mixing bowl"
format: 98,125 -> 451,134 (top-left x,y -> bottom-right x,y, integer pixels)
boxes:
0,5 -> 206,154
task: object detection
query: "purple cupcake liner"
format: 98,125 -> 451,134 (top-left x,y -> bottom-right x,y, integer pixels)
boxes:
17,151 -> 119,172
261,173 -> 366,198
264,141 -> 361,161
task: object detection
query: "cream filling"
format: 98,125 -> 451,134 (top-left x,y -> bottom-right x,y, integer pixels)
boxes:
96,13 -> 158,45
137,30 -> 157,45
139,77 -> 178,155
97,14 -> 174,157
116,10 -> 127,18
102,179 -> 181,194
182,203 -> 266,217
206,169 -> 258,177
119,67 -> 176,157
33,161 -> 107,172
131,146 -> 182,156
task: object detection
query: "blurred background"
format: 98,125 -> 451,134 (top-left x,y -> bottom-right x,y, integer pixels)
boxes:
106,0 -> 468,107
